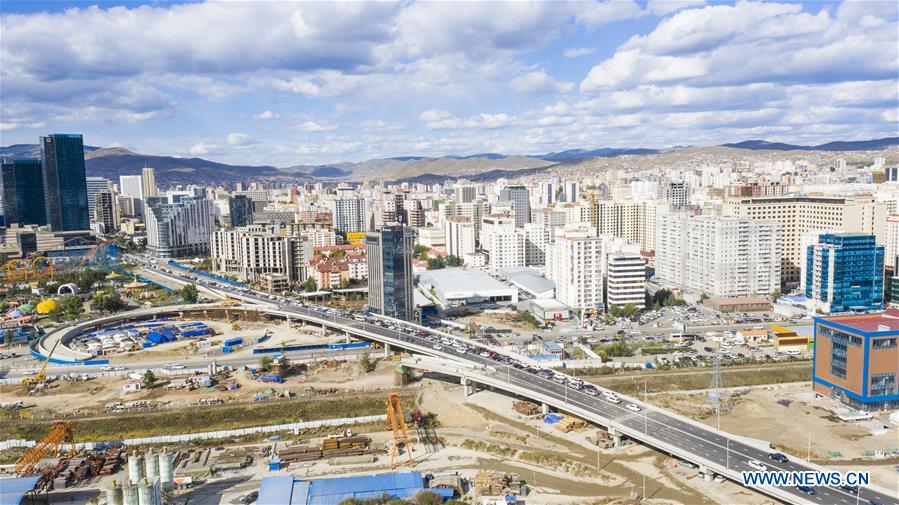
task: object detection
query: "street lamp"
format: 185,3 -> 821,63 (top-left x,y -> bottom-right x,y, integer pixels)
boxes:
726,439 -> 730,470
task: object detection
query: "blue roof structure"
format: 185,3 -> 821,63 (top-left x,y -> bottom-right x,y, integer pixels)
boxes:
258,472 -> 429,505
0,476 -> 40,505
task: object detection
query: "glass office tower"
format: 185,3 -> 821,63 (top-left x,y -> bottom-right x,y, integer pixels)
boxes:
366,225 -> 414,320
805,233 -> 884,313
1,159 -> 47,226
41,133 -> 90,231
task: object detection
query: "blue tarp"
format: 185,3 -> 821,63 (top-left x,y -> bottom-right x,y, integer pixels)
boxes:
0,476 -> 40,505
258,472 -> 428,505
543,413 -> 563,424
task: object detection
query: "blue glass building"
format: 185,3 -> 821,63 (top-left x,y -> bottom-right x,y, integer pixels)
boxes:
1,159 -> 47,226
366,225 -> 414,320
805,233 -> 884,313
229,195 -> 255,228
41,134 -> 90,231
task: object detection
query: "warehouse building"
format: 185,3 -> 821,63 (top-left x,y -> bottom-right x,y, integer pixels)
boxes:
419,268 -> 518,310
258,471 -> 451,504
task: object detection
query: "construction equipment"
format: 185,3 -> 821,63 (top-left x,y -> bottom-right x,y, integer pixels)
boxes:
224,296 -> 239,307
385,393 -> 413,468
15,421 -> 76,476
23,339 -> 61,385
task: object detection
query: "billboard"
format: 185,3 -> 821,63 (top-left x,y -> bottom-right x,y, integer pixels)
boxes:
345,232 -> 367,245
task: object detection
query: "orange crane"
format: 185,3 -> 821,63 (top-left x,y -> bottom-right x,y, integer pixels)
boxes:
385,393 -> 413,468
15,421 -> 76,475
22,339 -> 61,385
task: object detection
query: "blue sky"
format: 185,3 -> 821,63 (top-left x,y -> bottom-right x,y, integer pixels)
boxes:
1,1 -> 896,166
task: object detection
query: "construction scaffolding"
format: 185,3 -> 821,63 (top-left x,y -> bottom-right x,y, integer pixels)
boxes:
386,393 -> 413,468
15,421 -> 77,476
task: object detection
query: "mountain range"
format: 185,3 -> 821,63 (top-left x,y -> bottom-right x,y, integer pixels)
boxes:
1,137 -> 895,186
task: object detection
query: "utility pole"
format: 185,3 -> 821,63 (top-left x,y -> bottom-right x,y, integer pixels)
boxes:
643,378 -> 648,434
806,433 -> 811,462
726,439 -> 730,470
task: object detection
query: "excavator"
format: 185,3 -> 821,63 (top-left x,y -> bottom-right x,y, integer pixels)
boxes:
22,339 -> 61,385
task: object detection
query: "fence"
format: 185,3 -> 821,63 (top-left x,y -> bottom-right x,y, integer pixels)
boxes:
0,414 -> 387,452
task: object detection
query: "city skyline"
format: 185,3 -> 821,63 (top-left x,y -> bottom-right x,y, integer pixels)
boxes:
1,0 -> 897,166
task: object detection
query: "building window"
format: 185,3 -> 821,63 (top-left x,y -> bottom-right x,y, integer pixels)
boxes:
872,338 -> 897,350
821,326 -> 849,379
870,373 -> 897,397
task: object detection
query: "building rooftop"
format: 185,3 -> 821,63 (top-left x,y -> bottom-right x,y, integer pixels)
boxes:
419,268 -> 511,295
258,472 -> 426,505
500,267 -> 555,295
818,309 -> 899,333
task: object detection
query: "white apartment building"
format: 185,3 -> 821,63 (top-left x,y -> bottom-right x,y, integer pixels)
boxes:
606,241 -> 646,309
298,227 -> 337,248
479,214 -> 516,252
724,196 -> 888,287
454,184 -> 477,203
331,198 -> 365,234
547,227 -> 605,314
416,227 -> 446,249
119,175 -> 144,200
141,167 -> 159,197
532,208 -> 566,227
656,214 -> 781,297
444,216 -> 476,258
885,214 -> 899,270
210,225 -> 313,283
488,228 -> 525,270
145,197 -> 216,258
522,223 -> 552,266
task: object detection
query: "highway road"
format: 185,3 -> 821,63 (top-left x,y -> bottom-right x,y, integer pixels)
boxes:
48,260 -> 898,505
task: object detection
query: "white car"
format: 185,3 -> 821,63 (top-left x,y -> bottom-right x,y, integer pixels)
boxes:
605,396 -> 621,404
747,460 -> 767,471
102,366 -> 115,372
114,366 -> 128,371
22,371 -> 36,377
169,364 -> 186,370
625,404 -> 641,412
432,344 -> 443,351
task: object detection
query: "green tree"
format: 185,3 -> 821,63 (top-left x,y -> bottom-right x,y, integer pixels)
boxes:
259,356 -> 273,372
3,329 -> 13,346
329,249 -> 347,258
771,289 -> 782,300
359,351 -> 376,373
520,310 -> 541,328
142,370 -> 157,389
303,277 -> 318,292
412,244 -> 429,259
414,491 -> 442,505
699,292 -> 710,302
59,295 -> 84,318
339,277 -> 350,289
445,254 -> 463,267
94,292 -> 127,313
426,256 -> 446,270
179,284 -> 199,303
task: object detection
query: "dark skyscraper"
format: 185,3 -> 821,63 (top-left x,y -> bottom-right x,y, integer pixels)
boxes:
1,158 -> 47,227
366,225 -> 414,321
229,195 -> 255,228
41,134 -> 90,231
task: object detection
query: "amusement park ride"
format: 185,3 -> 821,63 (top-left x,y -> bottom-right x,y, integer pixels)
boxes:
0,238 -> 120,284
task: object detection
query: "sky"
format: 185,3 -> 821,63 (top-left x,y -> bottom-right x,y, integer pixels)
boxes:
0,0 -> 897,166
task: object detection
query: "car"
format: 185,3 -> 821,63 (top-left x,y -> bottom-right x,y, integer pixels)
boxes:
241,491 -> 259,504
839,484 -> 859,494
605,396 -> 621,404
102,365 -> 115,372
768,452 -> 788,463
22,371 -> 36,377
432,344 -> 442,350
713,474 -> 725,483
584,388 -> 599,396
625,404 -> 641,412
794,485 -> 816,495
169,364 -> 186,370
868,498 -> 883,505
747,460 -> 767,471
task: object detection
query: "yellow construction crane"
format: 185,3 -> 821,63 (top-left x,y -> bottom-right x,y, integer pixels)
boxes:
22,339 -> 61,385
386,393 -> 413,468
15,421 -> 76,475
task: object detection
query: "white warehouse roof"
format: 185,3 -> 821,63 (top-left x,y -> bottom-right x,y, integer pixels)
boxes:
419,268 -> 518,308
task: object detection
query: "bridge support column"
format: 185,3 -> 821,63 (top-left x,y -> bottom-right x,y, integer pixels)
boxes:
541,403 -> 549,415
345,331 -> 351,344
460,376 -> 474,396
699,464 -> 710,480
608,427 -> 623,448
316,324 -> 326,336
383,343 -> 391,357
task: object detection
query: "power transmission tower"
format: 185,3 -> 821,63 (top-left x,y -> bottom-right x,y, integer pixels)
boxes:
709,352 -> 731,426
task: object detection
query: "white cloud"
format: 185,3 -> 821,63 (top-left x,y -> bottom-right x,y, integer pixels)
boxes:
563,47 -> 595,58
645,0 -> 706,17
510,70 -> 575,95
254,110 -> 280,121
189,142 -> 217,156
297,121 -> 338,133
226,133 -> 253,146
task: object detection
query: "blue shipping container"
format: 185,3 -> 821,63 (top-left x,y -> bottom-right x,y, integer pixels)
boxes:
222,345 -> 232,353
224,337 -> 243,347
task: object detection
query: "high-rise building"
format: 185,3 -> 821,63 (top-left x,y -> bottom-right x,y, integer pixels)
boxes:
41,133 -> 90,231
1,159 -> 47,226
500,185 -> 531,227
656,214 -> 781,298
210,225 -> 312,283
145,197 -> 216,258
119,175 -> 144,199
85,177 -> 110,220
405,199 -> 425,228
724,196 -> 888,287
522,223 -> 552,266
805,233 -> 884,313
94,191 -> 119,234
141,167 -> 159,197
662,181 -> 691,208
547,227 -> 605,314
606,242 -> 646,310
488,227 -> 525,270
454,184 -> 477,204
366,225 -> 414,321
444,216 -> 476,258
332,198 -> 365,235
229,195 -> 255,228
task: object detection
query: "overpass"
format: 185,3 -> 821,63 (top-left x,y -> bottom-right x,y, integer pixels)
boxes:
51,263 -> 895,505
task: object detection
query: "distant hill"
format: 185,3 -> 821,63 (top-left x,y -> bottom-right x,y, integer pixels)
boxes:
721,137 -> 899,151
536,147 -> 659,162
0,143 -> 102,159
84,148 -> 283,185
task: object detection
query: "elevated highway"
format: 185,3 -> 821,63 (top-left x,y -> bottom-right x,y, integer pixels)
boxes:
45,263 -> 895,505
